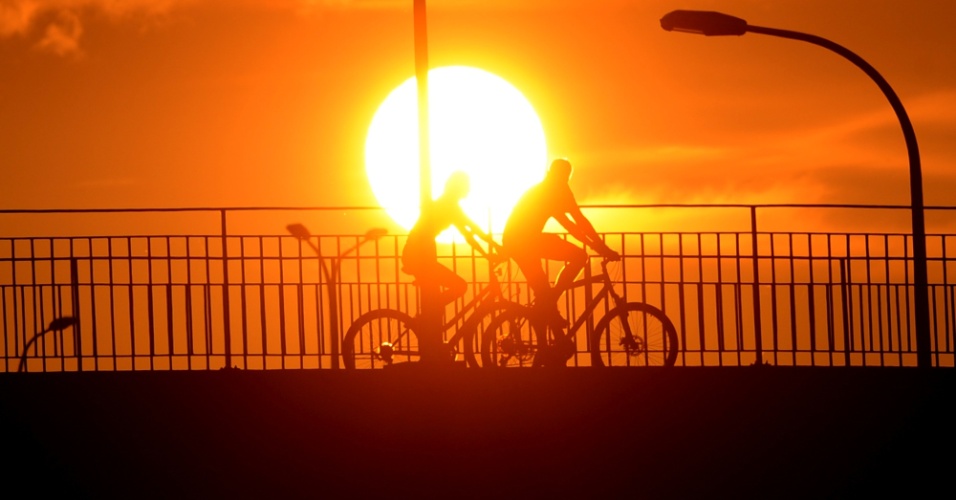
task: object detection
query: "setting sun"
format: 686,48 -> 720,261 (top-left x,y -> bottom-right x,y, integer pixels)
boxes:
364,66 -> 547,235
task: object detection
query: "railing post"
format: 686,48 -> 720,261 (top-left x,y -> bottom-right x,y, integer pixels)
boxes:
220,209 -> 233,369
750,206 -> 764,365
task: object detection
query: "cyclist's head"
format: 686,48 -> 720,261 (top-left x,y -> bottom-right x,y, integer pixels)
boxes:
547,158 -> 573,183
443,170 -> 470,200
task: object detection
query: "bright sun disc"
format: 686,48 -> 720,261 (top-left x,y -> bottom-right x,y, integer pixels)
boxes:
365,66 -> 547,237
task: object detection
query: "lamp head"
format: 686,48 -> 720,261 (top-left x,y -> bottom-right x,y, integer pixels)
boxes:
660,10 -> 748,36
286,223 -> 311,241
364,228 -> 388,241
48,316 -> 77,332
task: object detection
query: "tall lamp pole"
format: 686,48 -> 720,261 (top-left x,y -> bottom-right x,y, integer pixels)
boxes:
660,10 -> 931,368
414,0 -> 444,364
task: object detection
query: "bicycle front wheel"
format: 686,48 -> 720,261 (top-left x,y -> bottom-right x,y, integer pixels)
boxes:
480,306 -> 545,368
590,302 -> 679,367
342,309 -> 418,369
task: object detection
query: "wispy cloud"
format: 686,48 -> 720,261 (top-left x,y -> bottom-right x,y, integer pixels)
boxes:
0,0 -> 188,56
35,8 -> 82,56
0,0 -> 40,36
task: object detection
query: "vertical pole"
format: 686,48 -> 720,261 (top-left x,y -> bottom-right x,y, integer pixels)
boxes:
750,206 -> 764,365
414,0 -> 443,364
220,209 -> 233,369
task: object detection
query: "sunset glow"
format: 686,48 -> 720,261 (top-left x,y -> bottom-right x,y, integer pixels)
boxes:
364,66 -> 547,234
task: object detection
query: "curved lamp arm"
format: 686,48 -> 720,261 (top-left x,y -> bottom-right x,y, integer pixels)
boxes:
18,316 -> 78,373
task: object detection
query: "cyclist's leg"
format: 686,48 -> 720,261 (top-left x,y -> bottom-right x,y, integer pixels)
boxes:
539,234 -> 588,296
405,259 -> 467,306
509,248 -> 551,303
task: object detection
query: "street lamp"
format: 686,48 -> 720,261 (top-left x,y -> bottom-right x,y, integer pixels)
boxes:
287,224 -> 388,369
18,316 -> 78,373
660,10 -> 932,368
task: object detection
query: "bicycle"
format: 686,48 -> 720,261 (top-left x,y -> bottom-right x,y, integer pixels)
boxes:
341,258 -> 521,369
480,257 -> 679,368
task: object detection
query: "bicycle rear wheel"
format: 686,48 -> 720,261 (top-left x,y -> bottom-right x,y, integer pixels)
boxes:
590,302 -> 679,367
342,309 -> 418,369
480,306 -> 546,368
461,301 -> 524,368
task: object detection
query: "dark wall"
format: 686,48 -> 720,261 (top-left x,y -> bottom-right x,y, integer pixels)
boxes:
3,367 -> 953,499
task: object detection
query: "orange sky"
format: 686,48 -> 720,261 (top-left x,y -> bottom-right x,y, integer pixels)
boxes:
2,1 -> 955,231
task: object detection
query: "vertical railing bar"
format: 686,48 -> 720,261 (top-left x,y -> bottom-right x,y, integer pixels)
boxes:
13,239 -> 23,373
220,209 -> 232,370
18,282 -> 27,371
313,236 -> 324,368
71,254 -> 82,372
943,236 -> 953,358
30,238 -> 45,372
127,238 -> 137,370
715,232 -> 725,366
3,239 -> 10,372
769,234 -> 780,365
864,234 -> 875,365
105,238 -> 119,370
885,236 -> 894,364
903,231 -> 913,360
787,233 -> 798,364
825,234 -> 835,366
897,235 -> 908,364
278,235 -> 288,369
677,232 -> 687,366
204,236 -> 214,369
840,257 -> 851,367
696,233 -> 705,366
734,231 -> 744,366
147,237 -> 156,371
659,232 -> 667,361
85,239 -> 99,371
845,235 -> 855,364
166,237 -> 175,369
296,234 -> 306,368
332,237 -> 350,363
258,237 -> 268,369
239,236 -> 250,370
880,235 -> 891,364
52,240 -> 64,371
750,207 -> 763,366
185,237 -> 194,371
807,234 -> 818,367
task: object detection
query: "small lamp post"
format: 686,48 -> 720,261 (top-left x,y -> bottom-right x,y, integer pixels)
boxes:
287,224 -> 388,369
18,316 -> 78,373
660,10 -> 931,368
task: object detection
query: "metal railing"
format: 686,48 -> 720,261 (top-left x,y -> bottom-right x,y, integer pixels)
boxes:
2,204 -> 954,371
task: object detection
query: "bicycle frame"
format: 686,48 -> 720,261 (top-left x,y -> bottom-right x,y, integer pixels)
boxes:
362,260 -> 515,365
557,260 -> 626,345
425,261 -> 519,354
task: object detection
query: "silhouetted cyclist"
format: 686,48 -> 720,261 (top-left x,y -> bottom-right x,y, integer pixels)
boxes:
503,158 -> 620,330
402,171 -> 502,306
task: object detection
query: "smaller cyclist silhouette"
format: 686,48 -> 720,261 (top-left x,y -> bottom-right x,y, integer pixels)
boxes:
503,158 -> 620,331
402,171 -> 502,306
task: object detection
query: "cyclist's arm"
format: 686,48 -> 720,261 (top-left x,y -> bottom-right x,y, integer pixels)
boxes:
561,205 -> 620,260
452,211 -> 499,258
